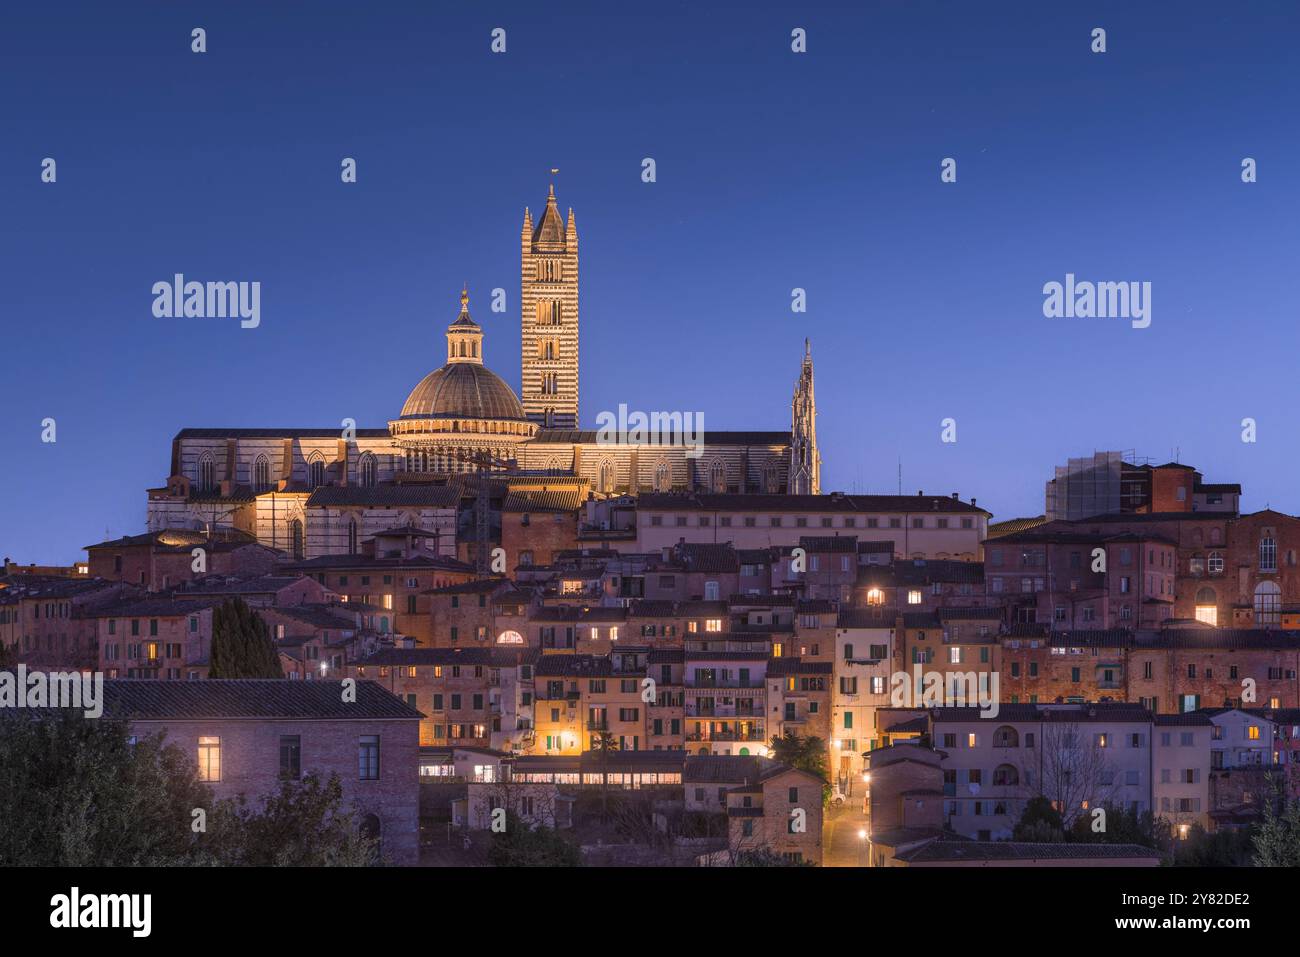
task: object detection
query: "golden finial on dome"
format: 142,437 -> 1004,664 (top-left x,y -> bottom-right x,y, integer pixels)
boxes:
461,285 -> 469,310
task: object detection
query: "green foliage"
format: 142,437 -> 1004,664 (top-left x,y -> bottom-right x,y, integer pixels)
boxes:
0,711 -> 376,866
1012,796 -> 1065,842
1171,823 -> 1255,866
1069,803 -> 1167,848
487,811 -> 581,867
220,773 -> 380,866
734,848 -> 815,867
209,598 -> 283,679
768,730 -> 831,804
1252,793 -> 1300,866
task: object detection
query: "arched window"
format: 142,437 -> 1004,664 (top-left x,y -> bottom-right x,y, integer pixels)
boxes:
709,460 -> 726,493
290,519 -> 304,560
993,765 -> 1019,787
654,461 -> 671,492
309,457 -> 325,489
763,460 -> 780,493
358,453 -> 376,488
197,453 -> 215,492
1194,586 -> 1217,626
1254,581 -> 1281,626
599,460 -> 615,494
347,518 -> 359,555
253,455 -> 271,493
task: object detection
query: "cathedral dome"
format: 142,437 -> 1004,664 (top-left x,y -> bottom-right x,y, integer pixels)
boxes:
399,362 -> 527,422
389,290 -> 537,475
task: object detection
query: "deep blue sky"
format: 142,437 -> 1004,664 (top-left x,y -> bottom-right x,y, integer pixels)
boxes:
3,1 -> 1298,563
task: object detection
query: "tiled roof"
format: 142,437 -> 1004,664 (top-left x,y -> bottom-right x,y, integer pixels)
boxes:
928,703 -> 1153,723
837,608 -> 897,628
937,606 -> 1001,621
535,654 -> 613,677
93,598 -> 221,618
306,485 -> 461,508
893,559 -> 985,585
796,599 -> 836,614
97,679 -> 421,720
175,428 -> 390,439
683,754 -> 763,784
357,647 -> 517,667
1155,713 -> 1213,726
1134,628 -> 1300,650
798,536 -> 858,553
985,516 -> 1048,540
286,554 -> 472,572
172,575 -> 306,596
634,493 -> 988,515
1044,629 -> 1133,648
895,840 -> 1159,863
765,657 -> 833,675
503,489 -> 583,513
670,543 -> 739,573
83,528 -> 260,551
529,606 -> 627,623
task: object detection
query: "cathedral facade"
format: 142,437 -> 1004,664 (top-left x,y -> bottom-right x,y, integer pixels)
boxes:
146,185 -> 821,557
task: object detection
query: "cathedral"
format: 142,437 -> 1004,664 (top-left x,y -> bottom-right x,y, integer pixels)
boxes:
146,184 -> 821,558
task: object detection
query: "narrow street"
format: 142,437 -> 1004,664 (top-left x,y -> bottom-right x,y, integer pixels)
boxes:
823,801 -> 872,867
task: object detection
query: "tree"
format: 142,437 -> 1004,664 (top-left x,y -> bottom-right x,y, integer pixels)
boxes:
1068,802 -> 1166,848
1023,721 -> 1114,829
591,728 -> 620,821
487,811 -> 581,867
1011,795 -> 1066,842
209,598 -> 283,678
734,848 -> 815,867
222,773 -> 379,866
1252,791 -> 1300,866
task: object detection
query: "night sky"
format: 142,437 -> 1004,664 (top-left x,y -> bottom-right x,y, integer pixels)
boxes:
3,0 -> 1298,563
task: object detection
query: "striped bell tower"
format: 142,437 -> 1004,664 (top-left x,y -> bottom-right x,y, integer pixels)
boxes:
520,182 -> 579,429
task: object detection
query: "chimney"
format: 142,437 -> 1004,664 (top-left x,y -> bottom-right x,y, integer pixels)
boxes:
951,492 -> 959,500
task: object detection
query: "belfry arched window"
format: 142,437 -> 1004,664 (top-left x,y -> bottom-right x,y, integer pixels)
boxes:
309,457 -> 325,489
599,460 -> 615,494
347,518 -> 359,555
290,519 -> 304,560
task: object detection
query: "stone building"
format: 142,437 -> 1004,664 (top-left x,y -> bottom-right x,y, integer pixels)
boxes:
99,679 -> 422,865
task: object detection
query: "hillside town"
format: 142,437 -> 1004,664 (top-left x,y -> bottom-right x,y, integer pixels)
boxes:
4,188 -> 1298,869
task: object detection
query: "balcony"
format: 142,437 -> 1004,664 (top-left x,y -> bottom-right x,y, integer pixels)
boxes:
686,728 -> 766,743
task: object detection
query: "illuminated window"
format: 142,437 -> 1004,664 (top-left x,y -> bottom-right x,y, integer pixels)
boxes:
1248,726 -> 1260,740
907,590 -> 922,605
866,588 -> 883,605
705,619 -> 722,632
967,733 -> 977,747
198,736 -> 221,782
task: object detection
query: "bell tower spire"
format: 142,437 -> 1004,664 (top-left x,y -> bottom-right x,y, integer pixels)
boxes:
790,339 -> 820,494
520,178 -> 579,429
